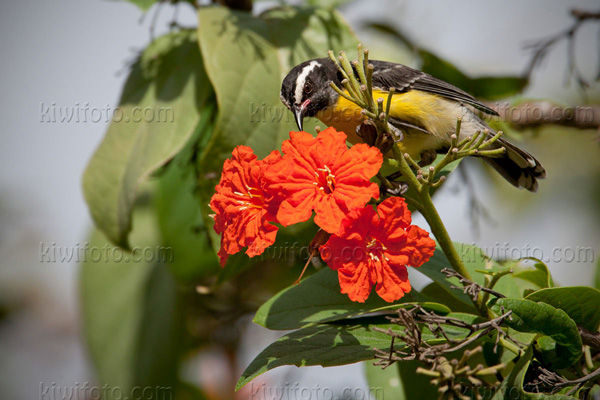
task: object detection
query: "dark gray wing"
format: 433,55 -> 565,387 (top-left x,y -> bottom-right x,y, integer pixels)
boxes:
369,60 -> 499,116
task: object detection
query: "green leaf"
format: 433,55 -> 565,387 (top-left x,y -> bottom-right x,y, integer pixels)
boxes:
253,267 -> 449,330
589,385 -> 600,399
414,242 -> 482,311
491,260 -> 555,299
155,102 -> 221,282
418,243 -> 554,306
80,204 -> 183,399
83,30 -> 214,247
489,298 -> 582,369
364,360 -> 437,400
195,6 -> 359,202
492,347 -> 576,399
526,286 -> 600,332
420,282 -> 476,313
236,320 -> 437,390
419,50 -> 528,100
513,261 -> 554,290
124,0 -> 157,11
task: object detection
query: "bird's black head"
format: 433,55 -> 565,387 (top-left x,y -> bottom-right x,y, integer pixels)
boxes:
280,58 -> 339,131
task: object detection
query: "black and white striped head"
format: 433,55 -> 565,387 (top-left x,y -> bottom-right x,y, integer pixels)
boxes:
280,58 -> 338,131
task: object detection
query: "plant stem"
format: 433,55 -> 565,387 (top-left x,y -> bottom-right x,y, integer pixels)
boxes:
391,142 -> 489,315
480,268 -> 513,306
420,186 -> 478,291
499,338 -> 522,356
392,146 -> 471,278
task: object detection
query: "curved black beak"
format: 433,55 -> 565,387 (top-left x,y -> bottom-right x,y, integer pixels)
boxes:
293,100 -> 310,131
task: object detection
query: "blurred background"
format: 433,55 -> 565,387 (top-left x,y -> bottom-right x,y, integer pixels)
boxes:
0,0 -> 598,399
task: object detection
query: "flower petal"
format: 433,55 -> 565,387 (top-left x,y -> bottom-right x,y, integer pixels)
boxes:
313,194 -> 348,234
375,262 -> 411,302
337,261 -> 373,303
401,225 -> 436,267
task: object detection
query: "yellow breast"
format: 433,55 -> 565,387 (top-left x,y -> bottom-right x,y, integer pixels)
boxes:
316,89 -> 459,159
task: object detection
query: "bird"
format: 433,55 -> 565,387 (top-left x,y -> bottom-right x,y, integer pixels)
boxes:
280,57 -> 546,192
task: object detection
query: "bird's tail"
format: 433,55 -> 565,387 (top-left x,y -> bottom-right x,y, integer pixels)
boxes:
482,137 -> 546,192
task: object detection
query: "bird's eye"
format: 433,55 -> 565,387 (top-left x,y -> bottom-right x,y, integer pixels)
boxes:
303,82 -> 312,94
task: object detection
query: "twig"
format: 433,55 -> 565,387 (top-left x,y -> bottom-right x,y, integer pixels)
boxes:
579,326 -> 600,351
373,307 -> 511,398
373,307 -> 516,365
555,365 -> 600,395
441,268 -> 506,300
524,9 -> 600,96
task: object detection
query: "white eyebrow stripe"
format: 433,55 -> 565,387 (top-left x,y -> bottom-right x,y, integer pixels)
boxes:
294,61 -> 321,105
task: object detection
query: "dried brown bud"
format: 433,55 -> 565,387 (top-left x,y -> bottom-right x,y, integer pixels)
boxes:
356,119 -> 378,146
310,229 -> 331,253
375,131 -> 394,155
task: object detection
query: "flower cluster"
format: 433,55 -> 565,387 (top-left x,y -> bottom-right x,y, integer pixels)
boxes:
209,127 -> 435,302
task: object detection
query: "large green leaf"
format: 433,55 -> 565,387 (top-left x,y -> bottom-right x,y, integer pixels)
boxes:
155,101 -> 221,282
195,6 -> 359,202
491,347 -> 576,399
420,281 -> 476,313
489,298 -> 582,369
83,30 -> 214,247
526,286 -> 600,332
236,320 -> 438,390
253,266 -> 449,330
80,203 -> 183,400
240,311 -> 489,390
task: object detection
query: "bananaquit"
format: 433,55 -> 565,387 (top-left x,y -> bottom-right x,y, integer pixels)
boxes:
280,58 -> 546,192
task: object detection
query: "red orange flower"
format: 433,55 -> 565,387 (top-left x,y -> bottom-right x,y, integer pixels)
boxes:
264,127 -> 382,234
320,197 -> 436,303
209,146 -> 281,267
